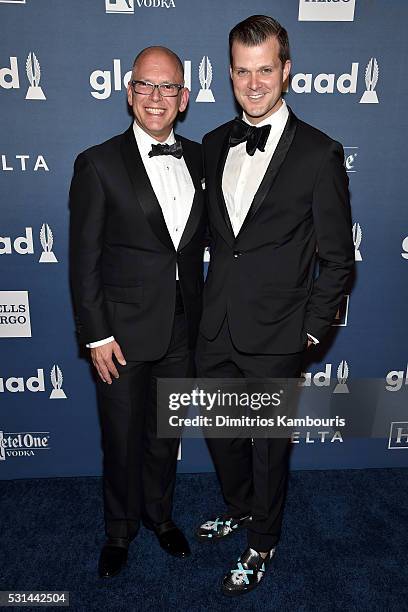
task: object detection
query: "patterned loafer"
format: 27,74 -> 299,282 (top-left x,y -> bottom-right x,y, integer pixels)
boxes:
222,546 -> 276,596
196,514 -> 252,541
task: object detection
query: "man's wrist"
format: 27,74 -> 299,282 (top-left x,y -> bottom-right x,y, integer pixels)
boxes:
87,336 -> 115,349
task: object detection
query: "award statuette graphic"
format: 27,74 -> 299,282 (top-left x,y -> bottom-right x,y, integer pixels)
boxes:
196,56 -> 215,103
352,222 -> 363,261
25,52 -> 46,100
49,365 -> 67,399
359,57 -> 379,104
333,360 -> 350,394
39,223 -> 58,263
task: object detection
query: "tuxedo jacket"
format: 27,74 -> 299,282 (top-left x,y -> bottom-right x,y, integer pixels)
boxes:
200,108 -> 355,354
69,126 -> 206,361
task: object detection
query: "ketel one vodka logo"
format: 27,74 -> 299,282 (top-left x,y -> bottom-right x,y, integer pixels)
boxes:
0,430 -> 50,461
352,222 -> 362,261
39,223 -> 57,263
105,0 -> 134,13
25,52 -> 46,100
359,58 -> 379,104
196,56 -> 215,103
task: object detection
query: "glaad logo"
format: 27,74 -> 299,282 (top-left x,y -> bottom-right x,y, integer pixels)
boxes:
1,154 -> 49,171
385,365 -> 408,392
300,360 -> 350,393
359,58 -> 379,104
344,147 -> 358,173
352,222 -> 362,261
0,226 -> 58,262
39,223 -> 57,263
401,237 -> 408,260
332,294 -> 349,327
0,291 -> 31,338
0,53 -> 46,99
25,52 -> 45,100
288,58 -> 380,103
0,365 -> 67,398
196,56 -> 215,103
0,431 -> 50,462
388,422 -> 408,450
333,360 -> 349,394
298,0 -> 355,22
49,364 -> 66,399
90,58 -> 213,102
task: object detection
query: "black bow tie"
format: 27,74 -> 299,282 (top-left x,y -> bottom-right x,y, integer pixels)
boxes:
229,119 -> 271,156
148,141 -> 183,159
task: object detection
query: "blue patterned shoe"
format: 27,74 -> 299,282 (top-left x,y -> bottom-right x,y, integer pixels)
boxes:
222,547 -> 276,596
195,514 -> 252,541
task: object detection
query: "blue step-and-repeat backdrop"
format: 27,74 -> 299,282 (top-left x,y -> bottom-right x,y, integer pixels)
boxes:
1,0 -> 407,478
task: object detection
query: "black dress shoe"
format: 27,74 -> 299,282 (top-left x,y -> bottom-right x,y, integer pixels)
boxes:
98,544 -> 128,578
222,547 -> 276,596
196,514 -> 252,541
153,521 -> 191,558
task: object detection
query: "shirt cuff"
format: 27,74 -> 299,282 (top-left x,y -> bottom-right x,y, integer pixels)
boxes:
307,333 -> 319,345
86,336 -> 115,349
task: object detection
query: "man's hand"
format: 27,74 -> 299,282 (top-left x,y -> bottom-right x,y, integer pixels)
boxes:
90,340 -> 126,384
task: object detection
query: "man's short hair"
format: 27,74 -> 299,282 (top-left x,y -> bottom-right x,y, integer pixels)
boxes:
132,46 -> 184,81
229,15 -> 290,67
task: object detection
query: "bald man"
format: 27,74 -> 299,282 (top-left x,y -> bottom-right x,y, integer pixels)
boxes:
70,47 -> 206,578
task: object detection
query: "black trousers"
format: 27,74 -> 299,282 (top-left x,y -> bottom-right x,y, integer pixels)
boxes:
196,316 -> 303,551
96,288 -> 191,541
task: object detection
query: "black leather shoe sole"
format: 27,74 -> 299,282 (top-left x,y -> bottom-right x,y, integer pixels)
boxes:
98,545 -> 128,579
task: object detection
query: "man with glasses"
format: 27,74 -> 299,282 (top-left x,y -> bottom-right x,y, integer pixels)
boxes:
70,46 -> 206,578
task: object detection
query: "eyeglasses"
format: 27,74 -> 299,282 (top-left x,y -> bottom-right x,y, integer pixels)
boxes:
131,80 -> 183,97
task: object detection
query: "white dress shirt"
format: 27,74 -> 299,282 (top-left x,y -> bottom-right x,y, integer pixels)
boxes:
222,100 -> 319,345
87,122 -> 195,348
222,100 -> 289,237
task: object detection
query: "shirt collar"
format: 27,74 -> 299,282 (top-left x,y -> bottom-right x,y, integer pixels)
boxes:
132,121 -> 175,159
242,99 -> 288,133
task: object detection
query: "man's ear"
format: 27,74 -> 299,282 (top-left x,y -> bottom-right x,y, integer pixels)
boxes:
282,60 -> 291,84
127,82 -> 133,107
179,87 -> 190,113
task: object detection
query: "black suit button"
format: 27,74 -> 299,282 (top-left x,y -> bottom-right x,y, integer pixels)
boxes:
233,250 -> 242,258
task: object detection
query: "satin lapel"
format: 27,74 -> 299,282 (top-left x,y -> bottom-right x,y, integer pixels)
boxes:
178,137 -> 204,251
214,127 -> 235,246
120,126 -> 174,251
238,109 -> 298,236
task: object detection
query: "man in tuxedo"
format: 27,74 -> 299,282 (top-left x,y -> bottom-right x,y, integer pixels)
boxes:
195,15 -> 354,595
69,46 -> 206,578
